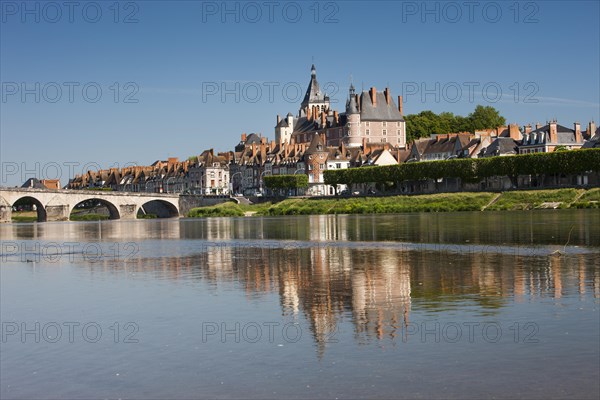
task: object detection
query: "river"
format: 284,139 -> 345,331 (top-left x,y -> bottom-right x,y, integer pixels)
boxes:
1,210 -> 599,399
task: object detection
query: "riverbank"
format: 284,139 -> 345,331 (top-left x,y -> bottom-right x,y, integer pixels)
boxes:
188,188 -> 599,217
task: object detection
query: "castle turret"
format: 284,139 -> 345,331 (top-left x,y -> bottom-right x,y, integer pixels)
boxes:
346,83 -> 362,147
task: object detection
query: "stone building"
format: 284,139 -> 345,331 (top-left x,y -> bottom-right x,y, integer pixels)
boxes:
275,65 -> 407,150
519,121 -> 584,153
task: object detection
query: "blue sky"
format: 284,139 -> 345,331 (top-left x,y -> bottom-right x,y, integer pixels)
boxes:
1,0 -> 599,186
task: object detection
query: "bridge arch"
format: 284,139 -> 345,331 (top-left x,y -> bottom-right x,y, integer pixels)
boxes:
70,198 -> 120,220
138,199 -> 179,219
12,196 -> 47,222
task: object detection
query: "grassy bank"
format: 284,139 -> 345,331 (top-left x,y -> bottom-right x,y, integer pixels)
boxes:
11,211 -> 38,222
186,188 -> 599,218
70,213 -> 110,221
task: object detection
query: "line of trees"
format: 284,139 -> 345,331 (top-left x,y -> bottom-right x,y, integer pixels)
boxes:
404,105 -> 507,143
324,149 -> 600,187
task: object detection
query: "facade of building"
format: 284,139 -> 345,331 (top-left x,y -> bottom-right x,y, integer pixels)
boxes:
520,121 -> 584,153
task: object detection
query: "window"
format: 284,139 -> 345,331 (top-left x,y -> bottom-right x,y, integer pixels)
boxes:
397,130 -> 401,136
366,122 -> 370,127
397,122 -> 400,127
366,129 -> 370,136
319,164 -> 325,169
381,138 -> 387,142
383,121 -> 387,127
383,129 -> 387,136
336,163 -> 341,169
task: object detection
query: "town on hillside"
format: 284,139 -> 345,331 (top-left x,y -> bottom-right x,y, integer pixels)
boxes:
65,65 -> 600,196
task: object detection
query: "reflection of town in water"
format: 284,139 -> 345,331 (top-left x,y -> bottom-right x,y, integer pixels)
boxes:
3,214 -> 599,356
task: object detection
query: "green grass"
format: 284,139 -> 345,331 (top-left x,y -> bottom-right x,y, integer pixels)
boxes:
137,213 -> 158,219
12,215 -> 38,222
70,213 -> 110,221
570,188 -> 600,209
579,188 -> 600,202
485,189 -> 579,211
264,193 -> 496,215
184,189 -> 600,217
188,201 -> 245,217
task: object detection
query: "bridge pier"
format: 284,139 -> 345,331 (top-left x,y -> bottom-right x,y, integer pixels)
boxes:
119,204 -> 138,220
46,205 -> 70,222
0,197 -> 11,223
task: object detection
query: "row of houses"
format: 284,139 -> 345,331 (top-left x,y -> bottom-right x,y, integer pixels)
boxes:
408,120 -> 599,162
67,65 -> 599,195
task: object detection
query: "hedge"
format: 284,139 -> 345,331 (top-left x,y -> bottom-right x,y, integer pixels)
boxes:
264,174 -> 309,190
324,149 -> 600,186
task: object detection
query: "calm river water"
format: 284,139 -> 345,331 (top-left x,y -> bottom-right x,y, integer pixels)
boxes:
1,210 -> 599,399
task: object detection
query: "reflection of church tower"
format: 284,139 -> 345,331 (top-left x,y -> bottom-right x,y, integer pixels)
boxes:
346,83 -> 362,147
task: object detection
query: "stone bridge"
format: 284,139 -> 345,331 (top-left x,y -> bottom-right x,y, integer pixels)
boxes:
0,188 -> 181,222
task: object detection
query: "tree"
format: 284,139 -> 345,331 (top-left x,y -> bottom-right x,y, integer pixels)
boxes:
264,175 -> 309,196
468,105 -> 506,131
404,106 -> 506,140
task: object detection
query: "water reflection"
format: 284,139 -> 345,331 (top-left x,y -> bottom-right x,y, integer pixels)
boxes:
39,242 -> 595,356
2,211 -> 599,398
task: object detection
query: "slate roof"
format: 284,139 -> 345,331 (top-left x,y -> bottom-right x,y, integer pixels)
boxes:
359,91 -> 404,122
480,137 -> 519,157
522,123 -> 578,145
301,65 -> 328,108
21,178 -> 46,189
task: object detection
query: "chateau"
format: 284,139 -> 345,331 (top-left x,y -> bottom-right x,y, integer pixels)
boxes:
275,65 -> 407,149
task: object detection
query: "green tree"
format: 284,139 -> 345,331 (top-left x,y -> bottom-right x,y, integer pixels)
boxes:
468,105 -> 506,131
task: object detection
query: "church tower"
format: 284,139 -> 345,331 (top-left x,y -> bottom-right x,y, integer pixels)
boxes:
300,65 -> 330,117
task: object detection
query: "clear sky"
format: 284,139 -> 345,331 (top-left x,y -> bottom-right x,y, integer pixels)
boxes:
1,0 -> 599,186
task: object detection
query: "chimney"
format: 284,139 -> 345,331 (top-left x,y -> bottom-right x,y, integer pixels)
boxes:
261,137 -> 267,145
589,121 -> 597,138
251,143 -> 257,158
241,132 -> 247,142
307,106 -> 312,121
284,143 -> 290,158
509,123 -> 521,140
320,111 -> 326,126
525,124 -> 532,134
574,122 -> 581,143
549,121 -> 558,143
320,132 -> 326,146
362,137 -> 367,149
384,87 -> 391,105
333,110 -> 339,124
398,95 -> 403,115
370,87 -> 377,107
277,115 -> 281,124
260,142 -> 267,162
535,122 -> 542,130
270,140 -> 276,152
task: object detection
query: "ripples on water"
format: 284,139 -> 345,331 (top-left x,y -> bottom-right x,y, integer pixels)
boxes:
1,210 -> 599,399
